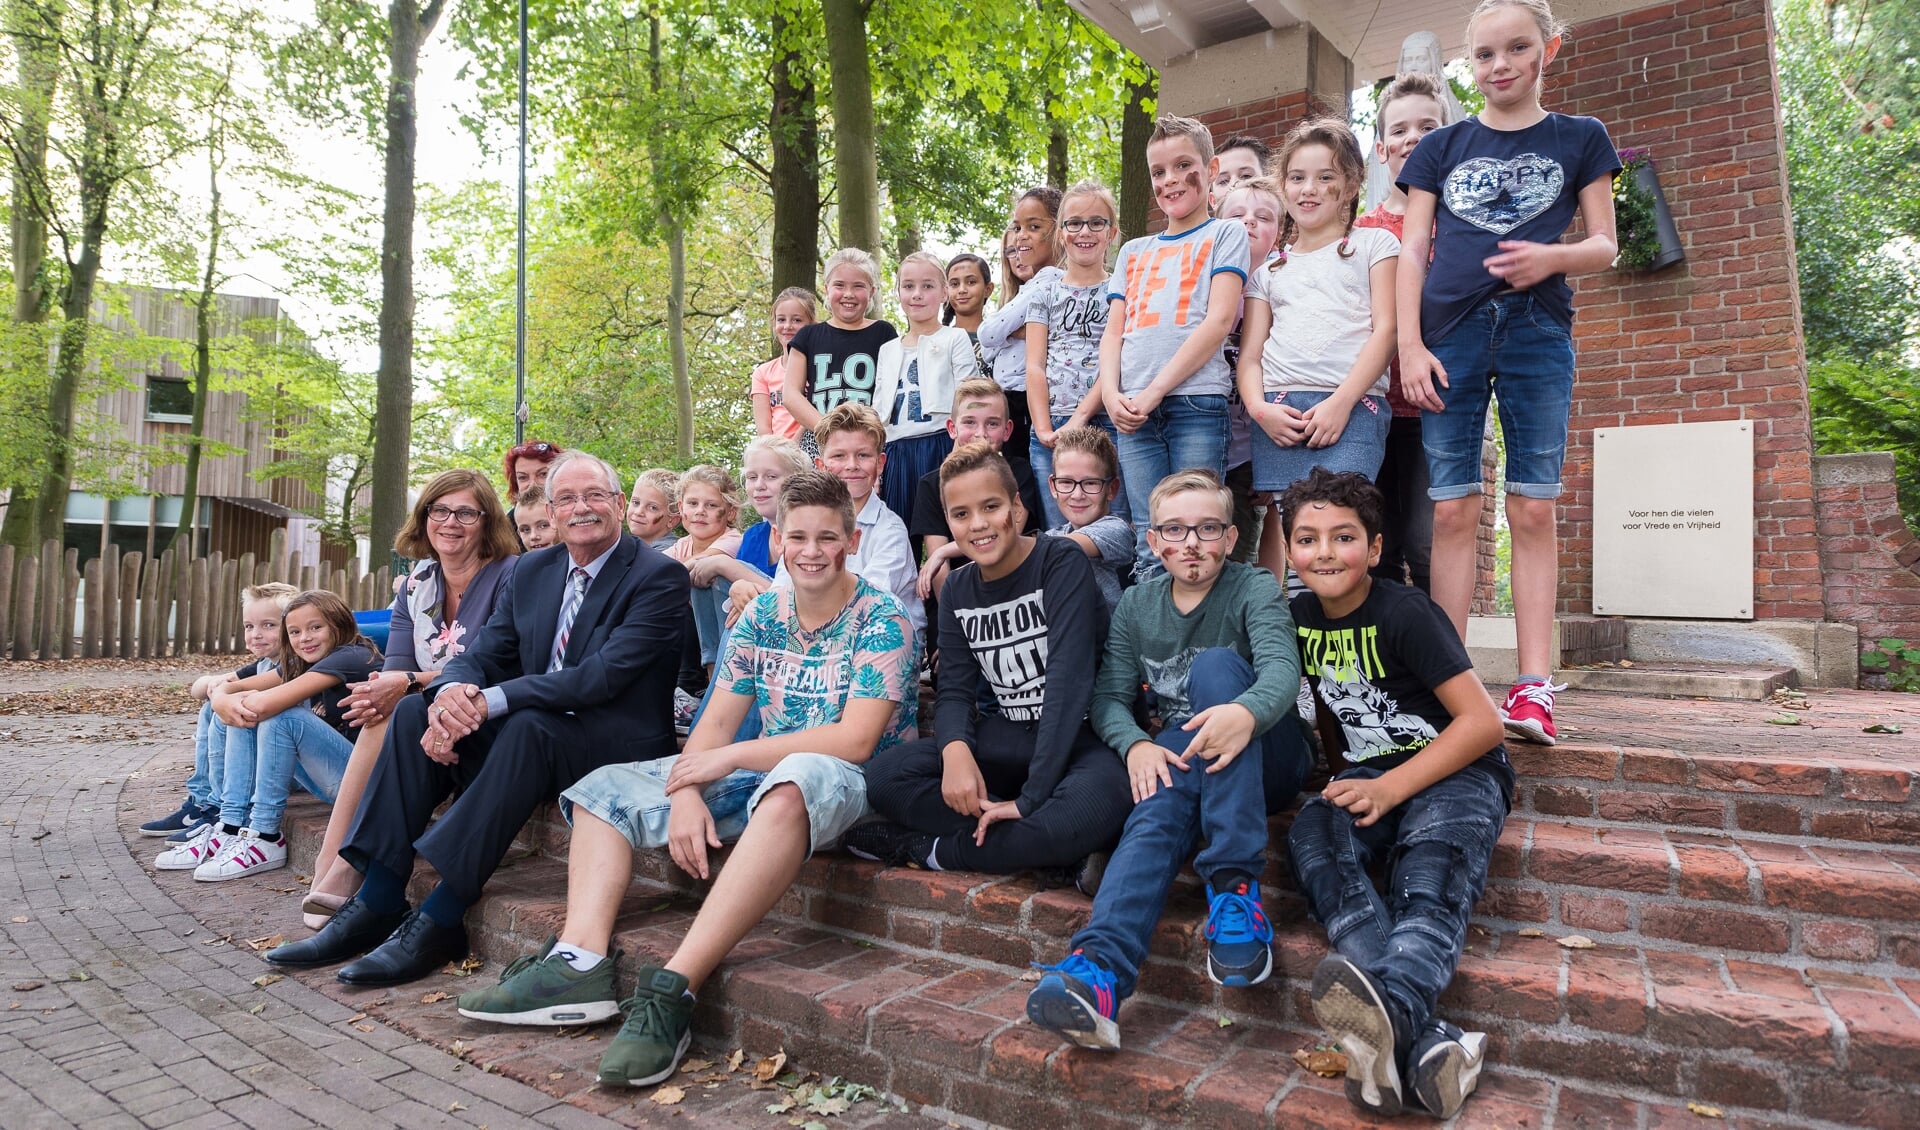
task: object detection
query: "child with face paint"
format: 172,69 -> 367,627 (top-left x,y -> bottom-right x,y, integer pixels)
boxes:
1236,118 -> 1401,580
1096,115 -> 1251,581
782,247 -> 900,457
1359,73 -> 1455,597
1396,0 -> 1620,747
978,186 -> 1063,458
875,251 -> 980,526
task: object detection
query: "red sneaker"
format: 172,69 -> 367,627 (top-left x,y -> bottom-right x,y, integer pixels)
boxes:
1501,680 -> 1566,745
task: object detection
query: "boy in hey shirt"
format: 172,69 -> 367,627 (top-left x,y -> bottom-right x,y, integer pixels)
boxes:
852,442 -> 1129,875
1097,115 -> 1251,580
1281,468 -> 1511,1120
456,471 -> 919,1088
1024,469 -> 1313,1051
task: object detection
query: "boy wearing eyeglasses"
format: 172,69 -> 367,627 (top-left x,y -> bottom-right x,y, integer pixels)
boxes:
1025,468 -> 1313,1051
849,442 -> 1129,878
1044,424 -> 1134,612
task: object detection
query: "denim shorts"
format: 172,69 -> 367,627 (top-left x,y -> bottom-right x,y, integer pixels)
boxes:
560,751 -> 870,858
1250,390 -> 1391,492
1421,292 -> 1575,500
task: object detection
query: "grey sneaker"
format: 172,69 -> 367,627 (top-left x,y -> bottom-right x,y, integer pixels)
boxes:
1410,1020 -> 1488,1120
597,966 -> 695,1087
1310,953 -> 1407,1117
456,937 -> 620,1026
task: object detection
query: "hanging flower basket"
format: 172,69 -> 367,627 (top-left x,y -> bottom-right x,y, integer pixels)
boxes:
1613,148 -> 1685,272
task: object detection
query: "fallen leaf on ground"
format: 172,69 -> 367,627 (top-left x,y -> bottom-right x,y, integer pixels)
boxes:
679,1058 -> 712,1074
449,1040 -> 470,1059
753,1051 -> 787,1082
347,1013 -> 367,1024
548,1072 -> 565,1080
765,1098 -> 796,1114
1217,1015 -> 1233,1028
650,1085 -> 686,1106
1293,1048 -> 1347,1078
243,934 -> 284,952
250,974 -> 283,988
420,991 -> 451,1004
1764,712 -> 1801,726
1518,928 -> 1546,937
806,1096 -> 852,1116
1618,659 -> 1635,668
67,970 -> 90,982
1686,1101 -> 1724,1118
248,1003 -> 266,1015
726,1048 -> 745,1071
1557,934 -> 1598,949
1863,722 -> 1903,734
353,1023 -> 376,1033
11,981 -> 44,992
447,1102 -> 466,1113
9,916 -> 27,923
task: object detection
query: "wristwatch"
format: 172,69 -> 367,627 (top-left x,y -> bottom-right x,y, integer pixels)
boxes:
403,671 -> 420,693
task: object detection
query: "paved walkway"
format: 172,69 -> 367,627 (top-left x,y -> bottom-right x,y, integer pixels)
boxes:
2,665 -> 949,1130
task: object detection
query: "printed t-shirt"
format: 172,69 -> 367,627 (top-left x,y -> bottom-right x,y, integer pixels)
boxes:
1398,114 -> 1620,344
789,321 -> 899,416
752,356 -> 803,439
1246,226 -> 1400,396
1291,578 -> 1515,801
1024,275 -> 1109,416
721,576 -> 920,748
885,358 -> 943,440
306,644 -> 380,739
910,461 -> 1046,541
1106,218 -> 1250,397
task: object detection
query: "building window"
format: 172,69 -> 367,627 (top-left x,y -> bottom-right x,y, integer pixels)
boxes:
145,376 -> 193,422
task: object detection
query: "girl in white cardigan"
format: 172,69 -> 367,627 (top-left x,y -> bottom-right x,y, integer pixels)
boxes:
874,250 -> 980,526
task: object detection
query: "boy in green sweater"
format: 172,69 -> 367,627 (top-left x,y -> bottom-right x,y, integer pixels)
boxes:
1025,469 -> 1313,1049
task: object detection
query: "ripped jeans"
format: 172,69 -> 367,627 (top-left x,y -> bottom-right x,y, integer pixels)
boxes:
1287,762 -> 1507,1040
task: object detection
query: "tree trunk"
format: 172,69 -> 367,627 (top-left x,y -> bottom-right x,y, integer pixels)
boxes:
173,125 -> 225,559
1118,65 -> 1156,238
1046,107 -> 1069,189
647,12 -> 694,461
7,0 -> 57,324
820,0 -> 880,253
369,0 -> 447,565
768,12 -> 819,333
29,145 -> 113,546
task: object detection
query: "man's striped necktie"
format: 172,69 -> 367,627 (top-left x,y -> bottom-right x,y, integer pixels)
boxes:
549,567 -> 589,673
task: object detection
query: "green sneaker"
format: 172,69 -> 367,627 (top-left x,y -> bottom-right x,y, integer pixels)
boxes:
596,966 -> 695,1087
455,937 -> 621,1026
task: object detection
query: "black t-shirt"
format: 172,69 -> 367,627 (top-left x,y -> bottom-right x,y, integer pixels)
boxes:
936,536 -> 1105,816
304,644 -> 381,738
789,320 -> 899,416
909,459 -> 1047,541
1291,579 -> 1514,802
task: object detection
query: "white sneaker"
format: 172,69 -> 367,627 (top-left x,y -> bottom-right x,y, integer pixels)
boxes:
193,827 -> 287,882
154,823 -> 226,871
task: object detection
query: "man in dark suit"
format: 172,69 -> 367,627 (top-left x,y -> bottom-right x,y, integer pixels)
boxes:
268,451 -> 689,985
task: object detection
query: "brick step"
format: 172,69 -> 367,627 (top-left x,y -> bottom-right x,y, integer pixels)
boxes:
1505,739 -> 1920,846
275,798 -> 1920,1129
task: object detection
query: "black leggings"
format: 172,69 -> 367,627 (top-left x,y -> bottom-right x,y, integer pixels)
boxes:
863,716 -> 1131,872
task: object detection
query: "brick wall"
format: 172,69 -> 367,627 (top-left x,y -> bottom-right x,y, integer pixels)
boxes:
1555,0 -> 1822,619
1815,453 -> 1920,656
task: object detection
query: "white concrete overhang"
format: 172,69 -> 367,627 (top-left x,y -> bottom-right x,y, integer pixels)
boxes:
1070,0 -> 1667,78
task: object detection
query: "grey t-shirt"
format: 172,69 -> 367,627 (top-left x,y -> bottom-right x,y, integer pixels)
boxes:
1105,218 -> 1250,398
1025,275 -> 1109,416
1048,516 -> 1132,612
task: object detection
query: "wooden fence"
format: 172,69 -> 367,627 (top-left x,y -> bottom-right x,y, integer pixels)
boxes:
0,528 -> 392,661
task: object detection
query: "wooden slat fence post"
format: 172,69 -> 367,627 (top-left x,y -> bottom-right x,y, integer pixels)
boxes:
0,545 -> 13,657
82,558 -> 101,658
269,528 -> 288,584
188,557 -> 209,655
138,553 -> 161,659
118,552 -> 141,659
217,557 -> 239,653
100,546 -> 120,658
36,539 -> 59,659
13,553 -> 38,660
60,549 -> 79,659
172,549 -> 192,657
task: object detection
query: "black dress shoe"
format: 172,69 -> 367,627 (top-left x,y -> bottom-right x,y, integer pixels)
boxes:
265,897 -> 407,969
336,909 -> 469,987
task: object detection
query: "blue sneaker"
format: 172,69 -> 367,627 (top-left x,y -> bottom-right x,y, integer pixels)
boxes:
1203,878 -> 1273,987
140,799 -> 215,838
1026,951 -> 1121,1050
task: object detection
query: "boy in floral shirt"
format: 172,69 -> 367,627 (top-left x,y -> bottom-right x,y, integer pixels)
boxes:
456,470 -> 919,1088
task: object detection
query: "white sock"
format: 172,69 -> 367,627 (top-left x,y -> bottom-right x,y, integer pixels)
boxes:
554,945 -> 605,972
922,839 -> 944,871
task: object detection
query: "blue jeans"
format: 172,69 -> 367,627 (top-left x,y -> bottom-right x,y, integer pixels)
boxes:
1421,292 -> 1575,501
1287,761 -> 1507,1041
1114,395 -> 1228,579
1031,414 -> 1132,530
218,708 -> 352,836
689,578 -> 733,667
188,702 -> 227,810
1069,649 -> 1313,1000
1249,391 -> 1391,492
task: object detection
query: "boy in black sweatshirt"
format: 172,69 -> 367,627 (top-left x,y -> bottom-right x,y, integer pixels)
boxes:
850,441 -> 1130,874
